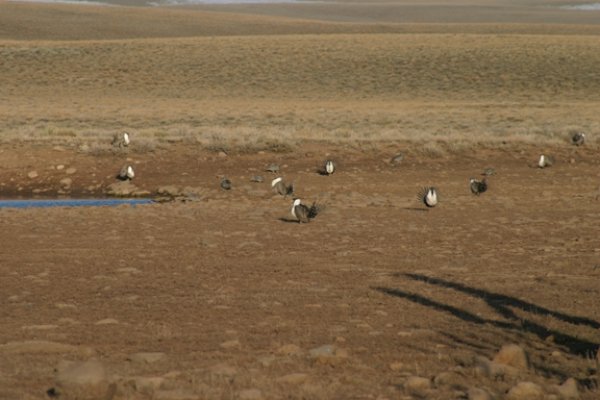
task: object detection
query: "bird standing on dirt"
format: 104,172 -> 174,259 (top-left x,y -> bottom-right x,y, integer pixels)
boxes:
118,165 -> 135,181
418,187 -> 438,208
319,160 -> 337,176
220,178 -> 232,190
538,154 -> 554,168
571,131 -> 585,146
470,178 -> 488,196
271,177 -> 294,197
266,164 -> 280,174
325,160 -> 336,175
112,132 -> 130,148
291,198 -> 320,223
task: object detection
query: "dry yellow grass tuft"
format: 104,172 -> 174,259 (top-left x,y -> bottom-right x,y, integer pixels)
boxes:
1,3 -> 599,152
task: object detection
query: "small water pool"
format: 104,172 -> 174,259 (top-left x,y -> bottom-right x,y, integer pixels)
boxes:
0,198 -> 154,209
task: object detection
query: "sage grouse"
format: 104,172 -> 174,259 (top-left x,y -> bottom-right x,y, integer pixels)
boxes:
538,154 -> 554,168
319,160 -> 336,175
470,178 -> 488,195
118,165 -> 135,181
418,187 -> 438,208
571,131 -> 585,146
112,132 -> 130,148
220,177 -> 232,190
271,177 -> 294,197
291,198 -> 320,223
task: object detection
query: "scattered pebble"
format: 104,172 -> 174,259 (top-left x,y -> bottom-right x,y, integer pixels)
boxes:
220,339 -> 241,349
389,361 -> 404,371
506,381 -> 544,400
276,373 -> 308,385
128,352 -> 167,364
468,387 -> 494,400
404,376 -> 432,395
95,318 -> 119,325
56,360 -> 107,387
277,344 -> 302,356
27,171 -> 38,179
60,177 -> 72,188
308,344 -> 348,365
555,378 -> 579,399
493,344 -> 529,370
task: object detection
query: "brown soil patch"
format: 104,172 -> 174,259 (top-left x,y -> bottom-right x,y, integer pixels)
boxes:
0,143 -> 599,399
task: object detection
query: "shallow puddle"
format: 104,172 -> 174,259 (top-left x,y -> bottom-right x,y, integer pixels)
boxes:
0,198 -> 154,209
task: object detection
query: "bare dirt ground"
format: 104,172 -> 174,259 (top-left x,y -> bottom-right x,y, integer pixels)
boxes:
1,142 -> 599,399
0,1 -> 599,398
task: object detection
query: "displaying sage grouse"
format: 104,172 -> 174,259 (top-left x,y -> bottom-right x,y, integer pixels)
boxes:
271,177 -> 294,197
291,198 -> 320,223
220,177 -> 232,190
418,187 -> 438,208
112,132 -> 130,148
470,178 -> 488,196
571,131 -> 585,146
538,154 -> 554,168
318,160 -> 336,175
117,165 -> 135,181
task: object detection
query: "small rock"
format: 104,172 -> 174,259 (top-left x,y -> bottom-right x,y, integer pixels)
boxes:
117,267 -> 141,274
433,371 -> 465,389
56,360 -> 111,399
308,344 -> 348,365
506,382 -> 544,400
493,344 -> 529,370
404,376 -> 432,395
555,378 -> 579,399
474,356 -> 519,379
106,181 -> 140,197
128,352 -> 166,364
217,151 -> 228,158
482,167 -> 496,176
95,318 -> 119,325
27,171 -> 38,179
56,359 -> 107,387
390,153 -> 403,164
239,389 -> 263,400
56,165 -> 65,170
389,361 -> 404,371
277,344 -> 302,356
257,355 -> 275,367
468,387 -> 493,400
66,167 -> 77,175
220,339 -> 240,349
250,175 -> 264,183
132,376 -> 165,394
276,373 -> 308,385
60,178 -> 72,188
157,185 -> 182,197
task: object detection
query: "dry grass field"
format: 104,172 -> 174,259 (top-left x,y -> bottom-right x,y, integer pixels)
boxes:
0,1 -> 599,399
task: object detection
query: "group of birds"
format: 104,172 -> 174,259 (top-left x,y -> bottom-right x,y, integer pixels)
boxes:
112,132 -> 136,181
109,130 -> 587,221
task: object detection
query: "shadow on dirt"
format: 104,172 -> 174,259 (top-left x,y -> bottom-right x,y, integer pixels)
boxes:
278,217 -> 300,223
373,273 -> 599,358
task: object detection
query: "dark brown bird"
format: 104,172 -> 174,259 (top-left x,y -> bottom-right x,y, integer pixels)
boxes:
291,198 -> 320,223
